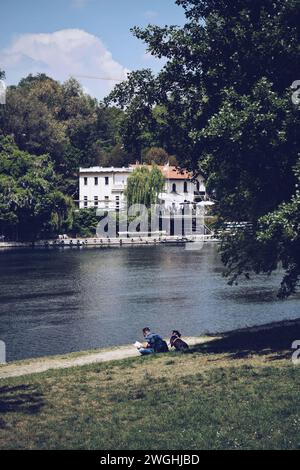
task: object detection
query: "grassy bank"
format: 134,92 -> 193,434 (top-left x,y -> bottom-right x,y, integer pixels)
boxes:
0,321 -> 300,450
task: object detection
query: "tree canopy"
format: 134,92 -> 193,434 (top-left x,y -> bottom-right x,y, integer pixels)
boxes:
107,0 -> 300,296
142,147 -> 171,165
0,135 -> 73,241
0,74 -> 134,196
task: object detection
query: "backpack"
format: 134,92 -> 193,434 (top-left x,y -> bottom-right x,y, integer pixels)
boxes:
154,337 -> 169,353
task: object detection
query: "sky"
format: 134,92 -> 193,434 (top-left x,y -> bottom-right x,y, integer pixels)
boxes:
0,0 -> 186,100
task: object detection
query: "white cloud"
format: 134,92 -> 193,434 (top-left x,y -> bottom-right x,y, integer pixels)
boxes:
144,10 -> 158,19
0,29 -> 130,99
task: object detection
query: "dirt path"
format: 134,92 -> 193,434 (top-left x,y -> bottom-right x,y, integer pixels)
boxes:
0,336 -> 216,379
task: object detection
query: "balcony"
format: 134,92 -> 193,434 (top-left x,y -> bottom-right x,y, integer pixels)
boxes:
111,184 -> 126,193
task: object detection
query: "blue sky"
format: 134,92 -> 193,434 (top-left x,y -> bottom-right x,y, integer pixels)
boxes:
0,0 -> 185,99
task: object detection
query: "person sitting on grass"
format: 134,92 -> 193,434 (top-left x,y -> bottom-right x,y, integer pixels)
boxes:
138,327 -> 169,355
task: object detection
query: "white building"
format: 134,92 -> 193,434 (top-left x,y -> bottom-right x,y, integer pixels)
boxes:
78,165 -> 206,210
79,166 -> 131,211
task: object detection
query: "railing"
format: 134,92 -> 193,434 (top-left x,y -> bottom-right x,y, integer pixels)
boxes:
111,184 -> 126,192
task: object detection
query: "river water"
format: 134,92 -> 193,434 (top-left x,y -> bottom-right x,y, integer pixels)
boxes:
0,244 -> 299,361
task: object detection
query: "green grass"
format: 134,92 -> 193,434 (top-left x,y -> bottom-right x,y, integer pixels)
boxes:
1,322 -> 300,450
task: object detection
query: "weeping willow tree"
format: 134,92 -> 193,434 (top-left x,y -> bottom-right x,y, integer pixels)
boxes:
125,165 -> 165,208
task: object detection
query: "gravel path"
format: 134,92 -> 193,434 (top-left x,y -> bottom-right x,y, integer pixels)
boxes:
0,336 -> 216,379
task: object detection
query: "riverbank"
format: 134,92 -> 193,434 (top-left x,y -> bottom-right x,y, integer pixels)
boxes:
1,319 -> 299,378
0,235 -> 219,250
0,336 -> 216,379
0,319 -> 299,449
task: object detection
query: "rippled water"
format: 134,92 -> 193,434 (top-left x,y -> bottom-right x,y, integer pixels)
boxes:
0,244 -> 299,361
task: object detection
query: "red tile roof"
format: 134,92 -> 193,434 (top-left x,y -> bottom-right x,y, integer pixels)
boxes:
130,164 -> 192,180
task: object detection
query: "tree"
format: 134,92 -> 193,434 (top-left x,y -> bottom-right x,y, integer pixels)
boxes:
100,144 -> 135,167
125,165 -> 165,208
108,0 -> 300,296
143,147 -> 170,165
0,135 -> 73,241
256,186 -> 300,298
0,74 -> 125,195
71,208 -> 100,238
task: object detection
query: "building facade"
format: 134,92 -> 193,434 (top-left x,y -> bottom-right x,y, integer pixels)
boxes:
78,165 -> 206,210
79,166 -> 131,211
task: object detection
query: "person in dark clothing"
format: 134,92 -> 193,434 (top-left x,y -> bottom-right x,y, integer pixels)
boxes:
170,330 -> 189,351
138,327 -> 169,355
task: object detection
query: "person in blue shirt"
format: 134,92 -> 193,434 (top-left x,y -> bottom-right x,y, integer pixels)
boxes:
138,327 -> 168,355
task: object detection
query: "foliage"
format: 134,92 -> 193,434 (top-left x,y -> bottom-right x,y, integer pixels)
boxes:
256,191 -> 300,298
0,74 -> 132,196
0,135 -> 73,241
71,209 -> 100,238
100,143 -> 134,167
201,81 -> 299,221
125,164 -> 165,208
142,147 -> 169,165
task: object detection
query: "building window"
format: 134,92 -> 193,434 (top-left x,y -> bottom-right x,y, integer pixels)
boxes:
94,177 -> 98,186
84,196 -> 88,208
116,196 -> 120,208
84,177 -> 88,186
105,196 -> 109,208
184,181 -> 188,193
105,177 -> 109,185
172,183 -> 177,193
196,181 -> 200,192
94,196 -> 98,207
